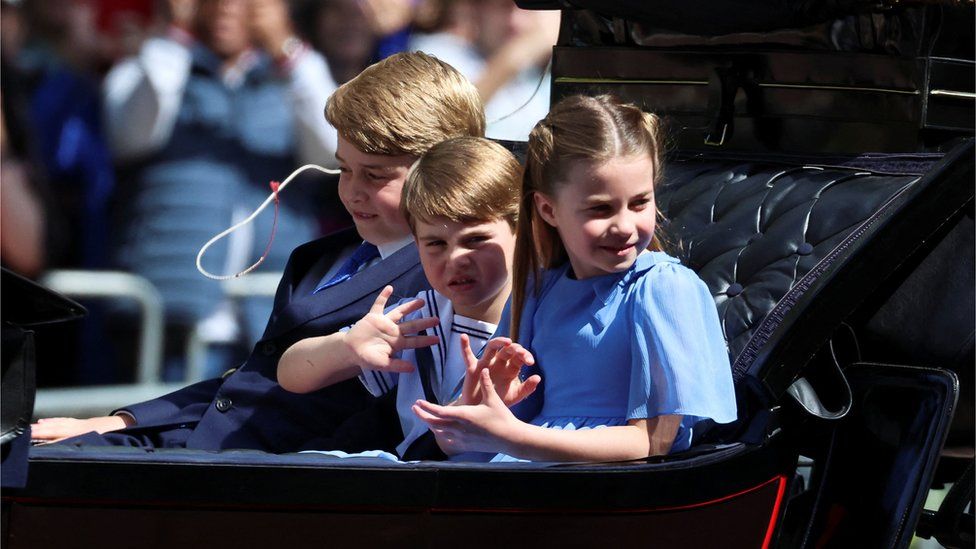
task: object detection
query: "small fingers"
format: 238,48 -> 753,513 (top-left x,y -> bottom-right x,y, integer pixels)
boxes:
517,375 -> 542,402
385,358 -> 417,373
496,344 -> 518,365
387,297 -> 426,323
369,285 -> 395,315
412,401 -> 456,427
479,368 -> 500,404
399,335 -> 440,350
510,344 -> 535,366
478,338 -> 512,366
498,343 -> 534,367
460,334 -> 478,370
396,316 -> 439,335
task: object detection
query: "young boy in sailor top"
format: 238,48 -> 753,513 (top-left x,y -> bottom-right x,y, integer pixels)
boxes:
278,137 -> 540,459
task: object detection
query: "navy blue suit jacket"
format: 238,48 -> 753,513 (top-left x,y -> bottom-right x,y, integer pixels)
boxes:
109,229 -> 430,452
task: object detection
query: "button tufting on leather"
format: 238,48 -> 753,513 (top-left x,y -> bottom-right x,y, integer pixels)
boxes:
658,157 -> 918,374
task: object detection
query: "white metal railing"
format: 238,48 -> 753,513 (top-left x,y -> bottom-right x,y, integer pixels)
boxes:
40,270 -> 164,384
35,270 -> 166,417
184,272 -> 282,382
33,269 -> 283,418
34,383 -> 188,418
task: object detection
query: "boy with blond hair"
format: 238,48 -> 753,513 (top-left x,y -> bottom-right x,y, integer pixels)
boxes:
33,52 -> 487,453
278,137 -> 539,460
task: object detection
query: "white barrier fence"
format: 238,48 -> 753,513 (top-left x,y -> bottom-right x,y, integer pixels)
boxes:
33,270 -> 281,418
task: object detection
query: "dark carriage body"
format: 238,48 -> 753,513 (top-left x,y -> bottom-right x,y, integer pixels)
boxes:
3,2 -> 973,547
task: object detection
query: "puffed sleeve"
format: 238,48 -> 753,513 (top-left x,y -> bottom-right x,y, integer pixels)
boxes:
627,262 -> 737,426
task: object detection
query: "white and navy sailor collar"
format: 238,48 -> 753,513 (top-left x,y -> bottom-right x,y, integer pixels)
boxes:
416,289 -> 496,400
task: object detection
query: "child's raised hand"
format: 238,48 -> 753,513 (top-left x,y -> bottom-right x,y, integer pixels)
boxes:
413,369 -> 520,455
345,286 -> 440,373
457,335 -> 541,407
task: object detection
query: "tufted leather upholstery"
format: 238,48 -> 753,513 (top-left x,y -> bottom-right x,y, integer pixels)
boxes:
657,158 -> 920,382
498,139 -> 973,406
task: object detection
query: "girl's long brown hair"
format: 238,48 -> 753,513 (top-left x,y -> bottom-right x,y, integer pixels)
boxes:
510,94 -> 664,341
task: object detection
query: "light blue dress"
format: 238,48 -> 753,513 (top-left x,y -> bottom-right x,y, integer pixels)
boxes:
493,252 -> 737,461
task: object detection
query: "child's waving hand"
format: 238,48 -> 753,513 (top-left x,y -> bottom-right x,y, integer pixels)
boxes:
277,286 -> 439,393
456,335 -> 540,407
414,369 -> 521,455
344,286 -> 441,373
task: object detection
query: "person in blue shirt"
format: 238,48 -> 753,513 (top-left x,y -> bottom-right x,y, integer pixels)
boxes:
278,137 -> 539,460
413,94 -> 738,462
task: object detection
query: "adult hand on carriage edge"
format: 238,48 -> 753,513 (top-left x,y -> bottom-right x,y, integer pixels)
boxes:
30,415 -> 134,444
414,369 -> 522,455
456,335 -> 540,407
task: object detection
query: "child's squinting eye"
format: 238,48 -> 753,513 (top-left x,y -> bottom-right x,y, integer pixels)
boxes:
425,240 -> 446,248
631,198 -> 651,210
464,235 -> 489,247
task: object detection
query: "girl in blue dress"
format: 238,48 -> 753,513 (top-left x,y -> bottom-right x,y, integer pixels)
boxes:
413,94 -> 737,461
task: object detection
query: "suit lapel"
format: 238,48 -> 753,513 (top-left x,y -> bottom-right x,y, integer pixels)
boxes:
265,240 -> 422,340
260,229 -> 359,338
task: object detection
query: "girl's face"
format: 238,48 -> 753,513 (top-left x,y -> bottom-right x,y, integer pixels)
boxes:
534,155 -> 656,280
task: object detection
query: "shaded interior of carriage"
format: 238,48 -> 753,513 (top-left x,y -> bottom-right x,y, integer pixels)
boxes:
3,2 -> 974,547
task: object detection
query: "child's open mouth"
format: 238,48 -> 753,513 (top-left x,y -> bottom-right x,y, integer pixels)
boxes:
448,277 -> 477,291
352,211 -> 377,220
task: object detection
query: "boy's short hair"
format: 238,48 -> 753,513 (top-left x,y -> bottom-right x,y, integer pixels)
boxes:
325,52 -> 486,157
401,137 -> 521,232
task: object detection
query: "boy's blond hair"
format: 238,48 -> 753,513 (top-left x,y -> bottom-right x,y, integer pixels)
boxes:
401,137 -> 521,232
325,52 -> 486,157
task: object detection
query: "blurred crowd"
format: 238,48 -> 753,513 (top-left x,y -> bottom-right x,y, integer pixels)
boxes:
0,0 -> 558,386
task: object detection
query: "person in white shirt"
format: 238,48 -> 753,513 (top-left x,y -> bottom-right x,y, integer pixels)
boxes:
409,0 -> 559,141
103,0 -> 341,377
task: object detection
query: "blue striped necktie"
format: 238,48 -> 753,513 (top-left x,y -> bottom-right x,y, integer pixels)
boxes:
313,242 -> 380,294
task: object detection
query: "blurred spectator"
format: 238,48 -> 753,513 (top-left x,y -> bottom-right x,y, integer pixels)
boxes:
360,0 -> 418,59
1,2 -> 48,279
2,0 -> 106,388
296,0 -> 426,85
0,100 -> 47,278
409,0 -> 558,140
94,0 -> 157,63
104,0 -> 340,379
296,0 -> 381,84
16,0 -> 116,270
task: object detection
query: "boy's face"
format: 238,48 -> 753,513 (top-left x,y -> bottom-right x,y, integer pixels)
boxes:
414,216 -> 516,323
336,136 -> 415,247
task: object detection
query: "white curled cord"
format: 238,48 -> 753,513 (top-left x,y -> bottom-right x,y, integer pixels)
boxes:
196,164 -> 340,280
486,58 -> 552,126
